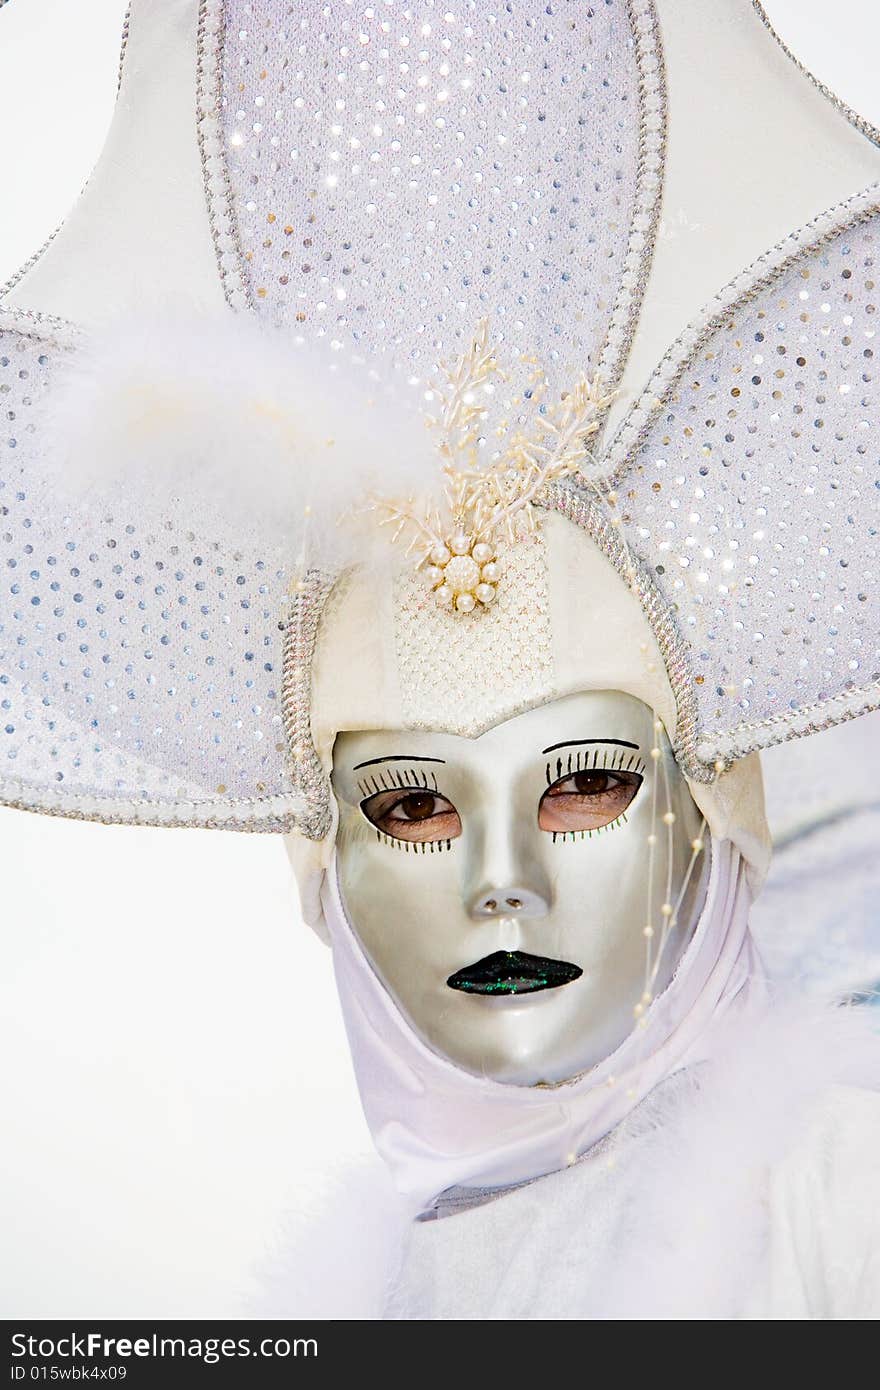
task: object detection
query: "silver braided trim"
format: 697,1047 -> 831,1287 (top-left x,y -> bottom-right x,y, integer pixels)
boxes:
0,303 -> 81,348
596,0 -> 668,400
696,682 -> 880,765
540,481 -> 713,785
281,571 -> 337,840
597,183 -> 880,487
117,2 -> 132,93
0,231 -> 62,305
751,0 -> 880,150
196,0 -> 251,311
0,777 -> 305,833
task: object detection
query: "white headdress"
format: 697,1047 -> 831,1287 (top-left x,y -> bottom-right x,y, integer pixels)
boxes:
1,0 -> 878,883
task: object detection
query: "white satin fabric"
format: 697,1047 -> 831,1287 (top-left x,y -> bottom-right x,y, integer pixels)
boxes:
320,835 -> 764,1208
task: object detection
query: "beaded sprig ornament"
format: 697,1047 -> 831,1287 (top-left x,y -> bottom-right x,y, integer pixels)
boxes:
366,321 -> 615,613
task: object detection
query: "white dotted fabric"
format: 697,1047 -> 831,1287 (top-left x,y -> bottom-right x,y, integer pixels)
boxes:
219,0 -> 643,426
611,211 -> 880,761
0,328 -> 299,829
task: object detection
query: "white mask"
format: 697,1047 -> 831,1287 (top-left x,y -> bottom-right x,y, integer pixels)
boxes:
331,690 -> 708,1085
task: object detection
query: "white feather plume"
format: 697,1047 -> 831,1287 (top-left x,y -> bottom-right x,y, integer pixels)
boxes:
42,312 -> 437,568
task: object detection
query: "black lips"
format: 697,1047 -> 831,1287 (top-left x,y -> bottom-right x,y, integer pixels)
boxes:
447,950 -> 582,996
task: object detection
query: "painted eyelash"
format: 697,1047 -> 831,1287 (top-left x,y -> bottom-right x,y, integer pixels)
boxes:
544,747 -> 647,786
357,766 -> 439,798
373,829 -> 454,853
551,811 -> 630,844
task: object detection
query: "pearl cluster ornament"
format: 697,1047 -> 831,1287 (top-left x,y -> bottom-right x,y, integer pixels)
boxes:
426,536 -> 499,615
366,322 -> 614,616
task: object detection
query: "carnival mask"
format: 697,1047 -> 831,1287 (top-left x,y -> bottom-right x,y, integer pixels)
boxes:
331,690 -> 707,1085
1,0 -> 873,1209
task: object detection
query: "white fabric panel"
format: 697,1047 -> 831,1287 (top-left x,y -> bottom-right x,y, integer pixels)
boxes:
4,0 -> 224,324
605,0 -> 880,436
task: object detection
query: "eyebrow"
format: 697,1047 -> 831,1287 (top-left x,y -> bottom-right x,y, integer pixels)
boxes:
541,738 -> 640,755
352,754 -> 448,770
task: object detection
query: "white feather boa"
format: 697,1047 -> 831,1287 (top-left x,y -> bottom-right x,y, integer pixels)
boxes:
43,313 -> 436,568
251,993 -> 880,1319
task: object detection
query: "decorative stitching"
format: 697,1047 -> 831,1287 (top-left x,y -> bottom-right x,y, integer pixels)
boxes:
751,0 -> 880,150
694,684 -> 880,765
0,777 -> 306,833
280,571 -> 337,840
596,1 -> 668,400
195,0 -> 251,311
0,302 -> 82,346
117,2 -> 132,93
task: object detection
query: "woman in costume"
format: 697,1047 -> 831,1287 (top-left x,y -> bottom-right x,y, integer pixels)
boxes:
2,0 -> 879,1318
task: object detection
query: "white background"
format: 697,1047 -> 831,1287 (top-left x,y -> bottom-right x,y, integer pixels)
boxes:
0,0 -> 878,1317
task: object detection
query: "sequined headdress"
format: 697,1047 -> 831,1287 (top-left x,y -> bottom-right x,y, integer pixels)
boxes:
1,0 -> 878,840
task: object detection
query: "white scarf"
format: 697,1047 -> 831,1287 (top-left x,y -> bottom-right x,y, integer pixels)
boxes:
320,836 -> 763,1209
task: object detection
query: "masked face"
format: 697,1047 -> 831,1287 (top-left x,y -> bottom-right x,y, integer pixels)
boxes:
331,690 -> 708,1085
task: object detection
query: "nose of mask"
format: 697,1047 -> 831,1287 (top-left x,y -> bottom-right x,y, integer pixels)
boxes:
469,886 -> 550,919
